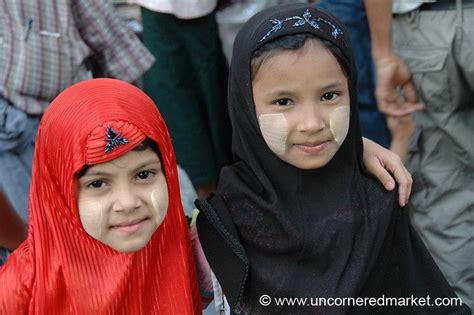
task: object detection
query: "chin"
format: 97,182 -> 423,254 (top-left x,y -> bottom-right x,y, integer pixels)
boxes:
285,156 -> 332,170
108,237 -> 152,253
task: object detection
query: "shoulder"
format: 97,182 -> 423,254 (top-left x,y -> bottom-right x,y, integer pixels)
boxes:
195,197 -> 249,311
352,170 -> 399,213
0,241 -> 33,312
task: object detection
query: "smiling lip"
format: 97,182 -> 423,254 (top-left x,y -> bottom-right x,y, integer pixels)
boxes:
295,140 -> 330,154
112,218 -> 148,234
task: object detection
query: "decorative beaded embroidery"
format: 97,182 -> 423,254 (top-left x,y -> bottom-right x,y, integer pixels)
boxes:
259,9 -> 343,43
104,125 -> 129,153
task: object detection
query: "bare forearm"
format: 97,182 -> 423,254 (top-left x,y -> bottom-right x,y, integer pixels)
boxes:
364,0 -> 394,60
0,192 -> 27,250
387,115 -> 416,163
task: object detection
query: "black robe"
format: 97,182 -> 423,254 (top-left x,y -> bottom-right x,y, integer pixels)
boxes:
196,4 -> 471,315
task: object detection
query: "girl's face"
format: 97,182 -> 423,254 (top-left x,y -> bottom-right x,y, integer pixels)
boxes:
252,39 -> 350,169
77,148 -> 168,252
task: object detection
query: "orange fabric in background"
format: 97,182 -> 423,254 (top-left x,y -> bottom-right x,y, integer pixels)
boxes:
0,79 -> 200,314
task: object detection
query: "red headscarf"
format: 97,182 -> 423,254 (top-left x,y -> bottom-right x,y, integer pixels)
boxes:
0,79 -> 201,314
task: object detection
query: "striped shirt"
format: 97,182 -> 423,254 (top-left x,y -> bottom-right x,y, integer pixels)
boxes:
0,0 -> 155,114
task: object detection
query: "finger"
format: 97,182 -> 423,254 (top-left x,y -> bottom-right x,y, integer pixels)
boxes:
403,167 -> 413,205
375,88 -> 400,113
399,167 -> 412,207
381,103 -> 424,116
373,158 -> 396,191
377,87 -> 424,116
402,80 -> 418,104
394,105 -> 422,116
396,172 -> 408,207
377,92 -> 410,116
382,155 -> 410,206
405,101 -> 425,112
395,93 -> 424,116
378,99 -> 403,116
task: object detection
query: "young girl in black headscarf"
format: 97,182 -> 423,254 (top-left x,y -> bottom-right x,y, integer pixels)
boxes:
195,4 -> 470,315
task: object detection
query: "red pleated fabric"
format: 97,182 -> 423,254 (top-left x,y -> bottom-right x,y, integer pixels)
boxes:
0,79 -> 201,314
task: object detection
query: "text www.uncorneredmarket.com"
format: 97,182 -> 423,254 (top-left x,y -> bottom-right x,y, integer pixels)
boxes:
258,294 -> 463,308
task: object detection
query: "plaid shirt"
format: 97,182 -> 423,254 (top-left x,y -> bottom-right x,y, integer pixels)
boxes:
0,0 -> 154,114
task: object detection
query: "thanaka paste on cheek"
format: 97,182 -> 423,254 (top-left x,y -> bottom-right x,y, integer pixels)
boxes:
150,182 -> 169,227
78,200 -> 105,240
329,106 -> 350,145
258,113 -> 288,156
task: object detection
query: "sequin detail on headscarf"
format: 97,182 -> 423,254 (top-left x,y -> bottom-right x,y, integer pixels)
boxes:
259,9 -> 343,43
104,125 -> 129,153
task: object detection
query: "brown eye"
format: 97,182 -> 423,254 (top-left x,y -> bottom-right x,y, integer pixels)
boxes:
321,92 -> 338,101
137,171 -> 151,180
88,180 -> 105,189
274,98 -> 292,106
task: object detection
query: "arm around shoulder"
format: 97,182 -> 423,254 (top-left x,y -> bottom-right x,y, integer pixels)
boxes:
362,137 -> 412,207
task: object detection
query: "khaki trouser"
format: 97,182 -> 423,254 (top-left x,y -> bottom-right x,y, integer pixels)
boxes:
393,0 -> 474,309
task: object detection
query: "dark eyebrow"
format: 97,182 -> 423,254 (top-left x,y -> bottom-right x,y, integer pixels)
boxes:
320,81 -> 345,91
262,80 -> 346,99
130,158 -> 162,174
263,89 -> 297,99
80,158 -> 162,179
79,169 -> 110,179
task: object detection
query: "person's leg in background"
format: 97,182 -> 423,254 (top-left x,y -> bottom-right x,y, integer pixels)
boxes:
393,3 -> 473,308
0,97 -> 38,265
180,10 -> 232,198
141,9 -> 229,199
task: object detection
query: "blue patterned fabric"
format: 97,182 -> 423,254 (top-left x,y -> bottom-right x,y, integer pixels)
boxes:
259,9 -> 344,42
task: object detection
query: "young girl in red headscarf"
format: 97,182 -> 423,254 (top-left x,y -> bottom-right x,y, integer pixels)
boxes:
0,79 -> 201,314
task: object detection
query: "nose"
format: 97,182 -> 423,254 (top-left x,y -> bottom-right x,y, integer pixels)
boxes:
112,184 -> 142,213
296,102 -> 326,133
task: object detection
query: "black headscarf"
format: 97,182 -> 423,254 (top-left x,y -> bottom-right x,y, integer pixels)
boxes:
196,4 -> 470,315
